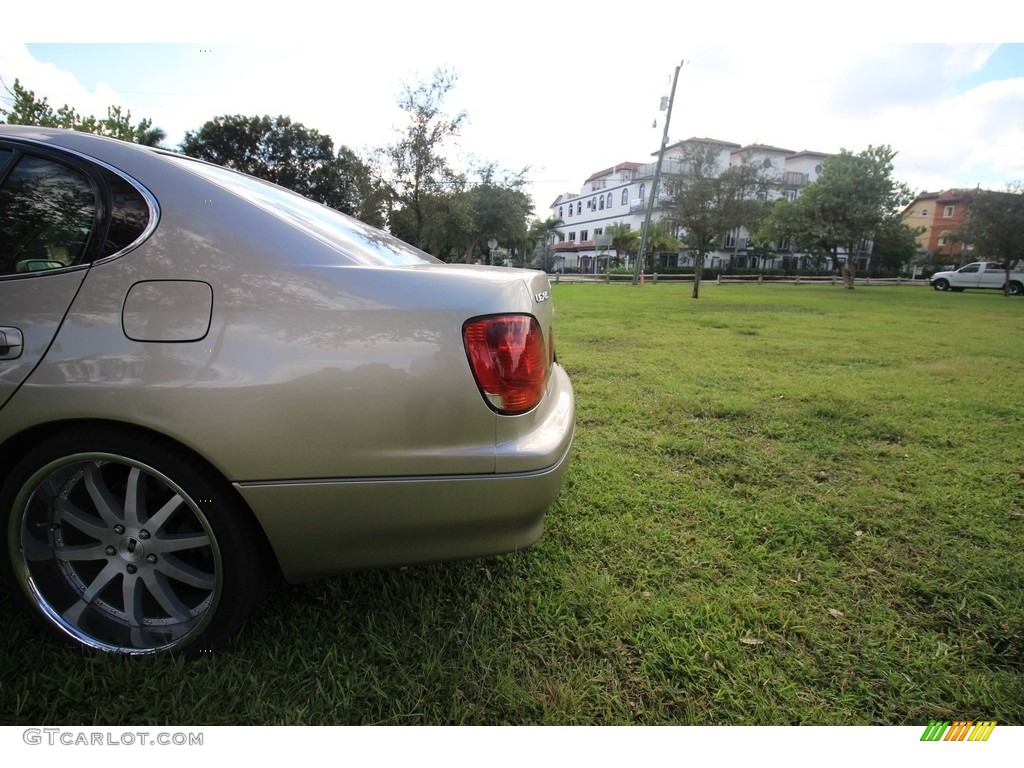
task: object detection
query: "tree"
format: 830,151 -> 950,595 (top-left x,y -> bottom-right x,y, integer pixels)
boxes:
961,182 -> 1024,294
644,220 -> 682,269
870,217 -> 922,275
456,164 -> 533,264
527,217 -> 564,271
180,115 -> 382,220
382,68 -> 466,250
606,221 -> 639,269
1,77 -> 166,146
772,145 -> 912,289
663,143 -> 768,298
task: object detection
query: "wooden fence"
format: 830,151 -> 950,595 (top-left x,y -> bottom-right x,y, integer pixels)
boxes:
550,273 -> 932,287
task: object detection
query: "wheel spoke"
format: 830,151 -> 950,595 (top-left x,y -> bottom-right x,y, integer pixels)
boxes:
123,467 -> 146,528
57,497 -> 110,541
80,561 -> 122,603
54,542 -> 110,562
84,463 -> 123,527
122,572 -> 145,627
153,531 -> 210,554
156,554 -> 216,590
143,570 -> 193,621
144,493 -> 185,534
61,599 -> 89,626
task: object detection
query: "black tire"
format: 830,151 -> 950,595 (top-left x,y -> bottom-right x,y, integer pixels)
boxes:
932,279 -> 950,291
1,426 -> 267,655
1008,281 -> 1023,296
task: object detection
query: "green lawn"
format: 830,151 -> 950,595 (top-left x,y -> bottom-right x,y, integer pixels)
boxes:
2,283 -> 1022,725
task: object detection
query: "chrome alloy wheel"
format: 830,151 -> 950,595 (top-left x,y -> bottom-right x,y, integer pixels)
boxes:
9,453 -> 222,654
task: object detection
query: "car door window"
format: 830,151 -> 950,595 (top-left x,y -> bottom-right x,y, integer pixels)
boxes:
0,154 -> 97,276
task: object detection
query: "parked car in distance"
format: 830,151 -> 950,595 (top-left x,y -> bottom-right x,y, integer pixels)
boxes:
929,261 -> 1024,294
0,125 -> 575,655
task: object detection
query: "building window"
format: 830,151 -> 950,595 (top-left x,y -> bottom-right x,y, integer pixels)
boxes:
606,192 -> 612,209
580,230 -> 588,242
639,184 -> 645,201
723,230 -> 737,248
921,208 -> 928,217
944,205 -> 955,217
558,206 -> 563,218
594,228 -> 603,236
568,205 -> 573,217
568,232 -> 576,242
577,202 -> 582,215
621,189 -> 628,205
598,197 -> 604,210
788,190 -> 797,202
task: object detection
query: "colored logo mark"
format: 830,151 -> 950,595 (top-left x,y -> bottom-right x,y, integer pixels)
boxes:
920,720 -> 996,742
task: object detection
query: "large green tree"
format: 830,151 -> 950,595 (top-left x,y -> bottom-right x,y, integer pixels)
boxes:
382,71 -> 533,263
382,68 -> 466,250
456,164 -> 533,264
401,164 -> 532,264
1,77 -> 166,146
180,115 -> 382,221
961,183 -> 1024,294
663,143 -> 769,298
769,145 -> 912,289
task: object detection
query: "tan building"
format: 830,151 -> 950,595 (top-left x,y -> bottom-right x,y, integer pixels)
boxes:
901,188 -> 974,263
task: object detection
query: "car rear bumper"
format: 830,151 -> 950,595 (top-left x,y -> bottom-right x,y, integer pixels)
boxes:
236,366 -> 575,582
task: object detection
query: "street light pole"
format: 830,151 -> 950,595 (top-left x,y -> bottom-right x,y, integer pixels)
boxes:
633,60 -> 684,286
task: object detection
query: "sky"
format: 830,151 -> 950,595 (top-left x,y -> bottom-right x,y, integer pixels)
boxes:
2,2 -> 1022,217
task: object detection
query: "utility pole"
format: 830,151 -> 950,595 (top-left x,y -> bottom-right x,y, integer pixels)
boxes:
633,60 -> 684,285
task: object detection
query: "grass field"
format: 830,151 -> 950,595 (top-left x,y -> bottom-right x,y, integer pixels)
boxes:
2,283 -> 1022,725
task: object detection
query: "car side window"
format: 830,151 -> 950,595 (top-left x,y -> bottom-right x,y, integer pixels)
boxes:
0,153 -> 97,276
98,168 -> 151,258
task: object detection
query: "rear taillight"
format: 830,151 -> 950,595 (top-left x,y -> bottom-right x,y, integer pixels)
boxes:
463,315 -> 548,415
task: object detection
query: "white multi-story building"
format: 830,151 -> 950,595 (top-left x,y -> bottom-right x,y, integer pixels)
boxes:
547,137 -> 832,273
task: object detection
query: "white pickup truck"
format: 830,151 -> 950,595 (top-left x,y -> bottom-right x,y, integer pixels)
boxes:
930,262 -> 1024,295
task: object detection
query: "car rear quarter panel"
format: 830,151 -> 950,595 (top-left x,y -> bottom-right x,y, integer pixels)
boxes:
2,163 -> 564,482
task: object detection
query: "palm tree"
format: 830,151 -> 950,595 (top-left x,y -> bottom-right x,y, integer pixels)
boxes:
644,220 -> 682,267
606,222 -> 639,269
527,217 -> 563,271
136,125 -> 167,147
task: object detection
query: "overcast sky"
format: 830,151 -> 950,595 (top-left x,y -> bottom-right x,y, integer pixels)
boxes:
2,3 -> 1021,216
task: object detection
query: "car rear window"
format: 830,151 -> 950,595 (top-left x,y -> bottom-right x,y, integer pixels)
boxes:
98,167 -> 152,259
163,154 -> 441,268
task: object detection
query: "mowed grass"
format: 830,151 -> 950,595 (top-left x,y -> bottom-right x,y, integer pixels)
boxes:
2,283 -> 1022,725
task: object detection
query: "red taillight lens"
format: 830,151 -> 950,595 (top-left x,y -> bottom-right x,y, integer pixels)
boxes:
463,315 -> 548,415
